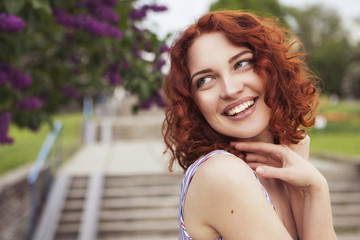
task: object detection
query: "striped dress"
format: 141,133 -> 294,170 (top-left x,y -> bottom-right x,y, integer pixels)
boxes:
178,150 -> 274,240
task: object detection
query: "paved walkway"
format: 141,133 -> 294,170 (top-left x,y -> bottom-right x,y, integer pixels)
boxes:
60,139 -> 183,175
60,139 -> 355,176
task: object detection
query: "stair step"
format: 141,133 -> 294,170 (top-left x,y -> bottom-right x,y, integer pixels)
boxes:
67,188 -> 87,199
331,193 -> 360,204
63,199 -> 85,210
330,181 -> 360,192
98,219 -> 178,233
100,207 -> 178,221
103,185 -> 179,198
98,235 -> 178,240
105,174 -> 182,187
334,216 -> 360,228
102,196 -> 179,209
332,204 -> 360,216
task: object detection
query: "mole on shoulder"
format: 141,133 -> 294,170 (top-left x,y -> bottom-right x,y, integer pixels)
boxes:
231,210 -> 234,214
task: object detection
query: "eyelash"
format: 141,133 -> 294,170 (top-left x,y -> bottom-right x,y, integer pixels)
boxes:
196,76 -> 213,88
195,58 -> 254,89
234,59 -> 253,70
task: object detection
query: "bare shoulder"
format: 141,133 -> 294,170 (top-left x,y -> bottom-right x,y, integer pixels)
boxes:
188,153 -> 265,203
196,153 -> 253,182
184,153 -> 292,239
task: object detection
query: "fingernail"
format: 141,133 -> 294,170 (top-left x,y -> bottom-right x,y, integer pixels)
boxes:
256,167 -> 264,174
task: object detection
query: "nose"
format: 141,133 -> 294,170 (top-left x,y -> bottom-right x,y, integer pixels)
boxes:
220,75 -> 244,99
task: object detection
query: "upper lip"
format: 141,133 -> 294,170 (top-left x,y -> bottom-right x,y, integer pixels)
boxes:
222,96 -> 257,114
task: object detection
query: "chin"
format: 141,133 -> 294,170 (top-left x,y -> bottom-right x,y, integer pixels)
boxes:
219,125 -> 272,143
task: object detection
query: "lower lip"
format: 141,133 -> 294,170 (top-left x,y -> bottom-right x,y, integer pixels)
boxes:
224,100 -> 257,121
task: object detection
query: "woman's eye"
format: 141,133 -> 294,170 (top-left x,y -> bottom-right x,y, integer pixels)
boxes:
234,59 -> 253,70
196,76 -> 213,88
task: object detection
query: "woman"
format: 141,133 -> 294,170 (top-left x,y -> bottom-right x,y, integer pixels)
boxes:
163,10 -> 337,240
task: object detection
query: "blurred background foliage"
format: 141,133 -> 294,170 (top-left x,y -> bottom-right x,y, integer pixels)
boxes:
0,0 -> 169,144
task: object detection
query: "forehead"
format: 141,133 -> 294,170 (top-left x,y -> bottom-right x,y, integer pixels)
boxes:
187,32 -> 250,72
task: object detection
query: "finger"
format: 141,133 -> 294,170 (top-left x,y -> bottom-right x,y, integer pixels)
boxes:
247,162 -> 264,171
234,142 -> 287,161
256,166 -> 294,183
245,153 -> 268,163
246,153 -> 283,168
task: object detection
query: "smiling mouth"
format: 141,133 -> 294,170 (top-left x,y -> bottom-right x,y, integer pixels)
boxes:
224,97 -> 258,116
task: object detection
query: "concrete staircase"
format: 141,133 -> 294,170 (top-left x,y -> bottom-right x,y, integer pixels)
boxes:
34,173 -> 182,240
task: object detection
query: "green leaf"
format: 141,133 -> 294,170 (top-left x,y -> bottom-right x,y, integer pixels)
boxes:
3,0 -> 25,14
30,0 -> 51,15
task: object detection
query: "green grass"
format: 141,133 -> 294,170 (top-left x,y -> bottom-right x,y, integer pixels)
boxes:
308,97 -> 360,159
0,112 -> 83,175
309,133 -> 360,156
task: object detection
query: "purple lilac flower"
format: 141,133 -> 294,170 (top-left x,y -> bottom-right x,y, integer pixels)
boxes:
150,5 -> 168,12
156,58 -> 166,70
154,92 -> 166,108
76,14 -> 107,36
106,25 -> 123,38
0,71 -> 7,85
0,63 -> 32,90
52,8 -> 77,28
90,6 -> 119,23
159,44 -> 170,53
140,92 -> 166,109
107,71 -> 122,85
144,41 -> 152,51
0,13 -> 26,32
61,85 -> 80,98
0,111 -> 14,144
122,58 -> 130,70
10,70 -> 33,90
132,45 -> 141,58
53,8 -> 122,39
103,0 -> 117,7
105,61 -> 122,86
83,0 -> 103,7
143,4 -> 168,12
15,96 -> 43,111
129,8 -> 147,20
140,98 -> 152,110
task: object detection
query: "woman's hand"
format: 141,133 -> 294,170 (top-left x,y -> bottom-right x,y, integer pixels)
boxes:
233,141 -> 326,192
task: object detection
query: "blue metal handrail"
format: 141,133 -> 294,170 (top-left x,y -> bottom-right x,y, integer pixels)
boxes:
27,120 -> 63,239
27,120 -> 63,184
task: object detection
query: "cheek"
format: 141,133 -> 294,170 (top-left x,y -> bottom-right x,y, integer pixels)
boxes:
194,93 -> 218,116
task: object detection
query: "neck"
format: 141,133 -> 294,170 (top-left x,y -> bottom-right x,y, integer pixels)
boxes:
237,127 -> 274,144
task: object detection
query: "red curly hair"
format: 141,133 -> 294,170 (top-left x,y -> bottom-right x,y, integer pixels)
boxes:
163,10 -> 318,171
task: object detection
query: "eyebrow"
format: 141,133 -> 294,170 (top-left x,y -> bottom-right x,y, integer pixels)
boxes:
190,50 -> 253,81
228,50 -> 252,64
190,68 -> 212,81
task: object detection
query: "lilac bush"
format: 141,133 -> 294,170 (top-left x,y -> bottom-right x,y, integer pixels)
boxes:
0,0 -> 169,144
15,97 -> 43,111
0,63 -> 32,90
0,13 -> 25,32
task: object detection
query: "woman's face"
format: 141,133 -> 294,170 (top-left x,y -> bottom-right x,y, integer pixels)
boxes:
188,32 -> 273,142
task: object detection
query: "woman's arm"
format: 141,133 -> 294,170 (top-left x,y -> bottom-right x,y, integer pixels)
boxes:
233,141 -> 337,240
183,153 -> 293,240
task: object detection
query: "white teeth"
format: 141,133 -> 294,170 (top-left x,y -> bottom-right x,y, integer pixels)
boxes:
226,99 -> 255,116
